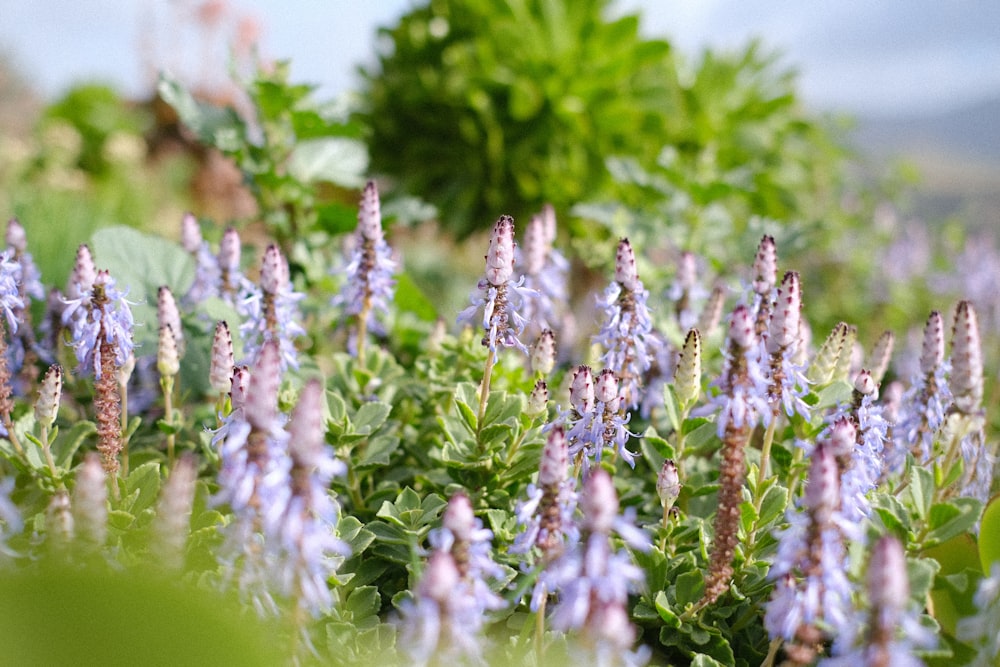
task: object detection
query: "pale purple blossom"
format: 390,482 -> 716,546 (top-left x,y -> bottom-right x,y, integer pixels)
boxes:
517,204 -> 568,333
62,270 -> 135,380
238,244 -> 305,370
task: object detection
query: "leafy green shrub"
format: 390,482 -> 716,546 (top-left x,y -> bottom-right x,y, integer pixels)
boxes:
359,0 -> 682,237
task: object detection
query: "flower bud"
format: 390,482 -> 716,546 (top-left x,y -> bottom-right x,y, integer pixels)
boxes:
697,284 -> 725,338
259,244 -> 288,296
219,227 -> 241,276
950,300 -> 983,414
157,325 -> 180,378
826,416 -> 857,458
288,380 -> 325,467
727,304 -> 756,351
752,235 -> 777,296
530,329 -> 556,376
919,310 -> 945,376
656,459 -> 680,509
527,380 -> 549,417
569,365 -> 595,414
245,340 -> 281,431
6,217 -> 26,252
868,535 -> 909,614
209,321 -> 235,394
357,180 -> 383,243
808,321 -> 849,385
614,238 -> 640,292
833,325 -> 859,382
420,550 -> 460,603
868,330 -> 894,385
853,368 -> 877,397
804,441 -> 840,522
581,468 -> 618,534
153,453 -> 197,570
522,212 -> 548,276
230,365 -> 250,410
675,329 -> 702,406
72,453 -> 108,550
594,369 -> 619,405
157,286 -> 183,351
46,489 -> 74,546
34,365 -> 62,430
68,244 -> 96,300
442,492 -> 475,542
180,212 -> 202,254
766,271 -> 802,355
484,215 -> 516,286
538,426 -> 569,487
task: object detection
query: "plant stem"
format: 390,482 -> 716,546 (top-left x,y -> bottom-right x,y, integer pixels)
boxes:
161,375 -> 176,465
356,296 -> 372,366
534,595 -> 546,666
477,349 -> 497,430
756,417 -> 778,489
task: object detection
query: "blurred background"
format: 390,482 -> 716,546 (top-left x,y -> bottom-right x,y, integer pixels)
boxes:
3,0 -> 998,231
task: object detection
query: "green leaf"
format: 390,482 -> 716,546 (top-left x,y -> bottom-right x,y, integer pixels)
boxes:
653,591 -> 681,629
52,422 -> 97,468
91,226 -> 195,349
978,495 -> 1000,570
356,435 -> 400,468
157,75 -> 243,151
395,272 -> 438,322
126,461 -> 162,515
926,499 -> 983,548
758,483 -> 789,526
286,137 -> 368,187
354,402 -> 392,435
907,555 -> 940,600
909,465 -> 934,521
674,569 -> 705,608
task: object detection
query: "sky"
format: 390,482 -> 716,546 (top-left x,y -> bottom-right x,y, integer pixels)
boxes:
2,0 -> 1000,117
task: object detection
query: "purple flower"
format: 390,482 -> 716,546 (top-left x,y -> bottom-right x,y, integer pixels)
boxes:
273,380 -> 349,617
333,181 -> 397,348
62,270 -> 135,380
566,369 -> 640,476
516,204 -> 568,333
895,311 -> 951,462
238,244 -> 305,370
593,239 -> 660,411
458,215 -> 535,353
180,212 -> 221,305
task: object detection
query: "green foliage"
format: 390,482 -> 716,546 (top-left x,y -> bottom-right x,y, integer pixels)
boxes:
159,64 -> 369,253
360,0 -> 681,237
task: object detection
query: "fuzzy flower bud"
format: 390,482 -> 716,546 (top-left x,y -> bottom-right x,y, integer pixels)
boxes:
157,286 -> 183,351
230,365 -> 250,409
804,442 -> 840,522
808,321 -> 849,385
868,534 -> 909,613
152,453 -> 197,570
569,365 -> 595,414
728,303 -> 756,350
522,212 -> 548,276
67,244 -> 96,300
594,369 -> 620,405
827,416 -> 858,458
485,216 -> 516,286
766,271 -> 801,355
919,310 -> 945,376
675,329 -> 702,406
180,212 -> 202,253
527,380 -> 549,417
46,489 -> 74,547
34,364 -> 62,430
244,340 -> 281,432
752,235 -> 777,296
72,453 -> 108,551
656,459 -> 681,509
697,284 -> 725,338
219,227 -> 241,277
287,379 -> 325,465
868,330 -> 895,385
853,368 -> 877,397
580,468 -> 618,534
209,321 -> 235,394
259,244 -> 288,296
420,550 -> 461,603
357,180 -> 384,243
538,426 -> 569,487
614,238 -> 640,292
443,492 -> 476,543
157,325 -> 180,377
834,325 -> 859,382
950,300 -> 983,414
530,329 -> 556,375
5,217 -> 26,252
